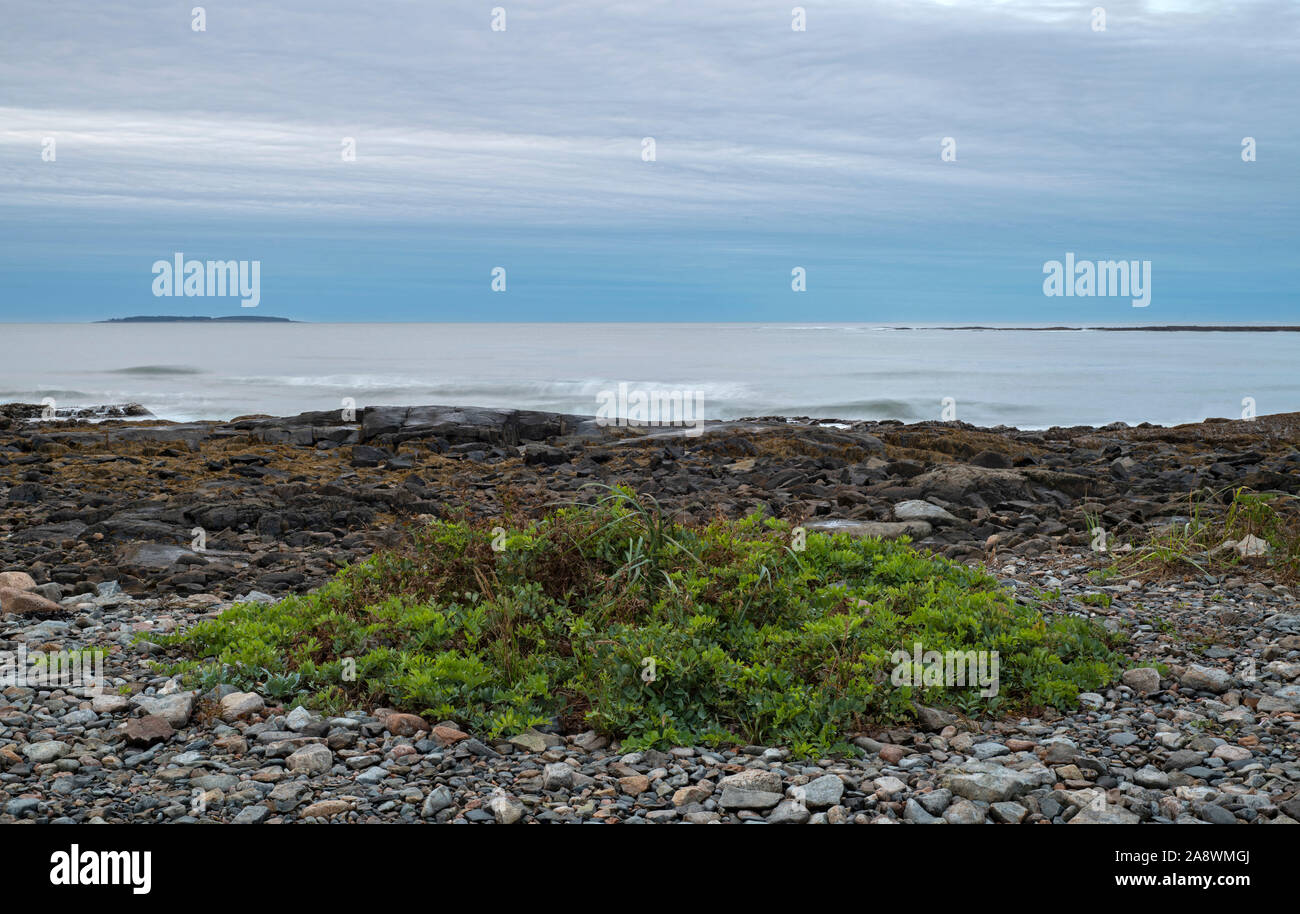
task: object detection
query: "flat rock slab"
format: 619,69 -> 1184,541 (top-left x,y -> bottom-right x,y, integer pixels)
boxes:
117,543 -> 199,571
718,787 -> 783,809
805,519 -> 933,540
893,499 -> 962,525
942,760 -> 1049,803
360,405 -> 587,447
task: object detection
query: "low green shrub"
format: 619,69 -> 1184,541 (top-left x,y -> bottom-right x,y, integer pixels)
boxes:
159,487 -> 1121,755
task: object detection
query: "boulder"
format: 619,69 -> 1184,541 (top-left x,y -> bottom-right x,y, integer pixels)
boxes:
0,571 -> 37,592
0,586 -> 63,616
1121,667 -> 1161,694
893,499 -> 962,525
942,760 -> 1046,803
1181,664 -> 1232,694
219,691 -> 266,722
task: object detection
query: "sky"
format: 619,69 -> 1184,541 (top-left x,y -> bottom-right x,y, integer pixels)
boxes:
0,0 -> 1296,322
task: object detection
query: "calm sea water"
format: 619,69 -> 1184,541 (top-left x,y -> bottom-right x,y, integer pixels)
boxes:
1,323 -> 1296,429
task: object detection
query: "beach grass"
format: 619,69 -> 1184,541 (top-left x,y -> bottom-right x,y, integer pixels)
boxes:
1118,486 -> 1300,583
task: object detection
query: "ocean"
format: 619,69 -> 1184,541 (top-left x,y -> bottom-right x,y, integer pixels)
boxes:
2,323 -> 1297,429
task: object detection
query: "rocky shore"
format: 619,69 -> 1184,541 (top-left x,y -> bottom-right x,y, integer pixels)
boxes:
2,403 -> 1298,824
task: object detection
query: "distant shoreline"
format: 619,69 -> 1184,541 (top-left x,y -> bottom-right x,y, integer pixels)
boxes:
97,315 -> 296,323
80,320 -> 1300,330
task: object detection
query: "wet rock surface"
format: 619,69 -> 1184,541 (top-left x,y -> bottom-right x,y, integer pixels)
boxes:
4,404 -> 1299,604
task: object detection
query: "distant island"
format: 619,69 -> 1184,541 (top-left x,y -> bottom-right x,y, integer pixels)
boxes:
98,315 -> 297,323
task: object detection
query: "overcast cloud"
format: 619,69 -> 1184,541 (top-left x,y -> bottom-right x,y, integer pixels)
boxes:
1,0 -> 1296,320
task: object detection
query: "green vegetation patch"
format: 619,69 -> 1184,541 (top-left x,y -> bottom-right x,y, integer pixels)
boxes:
1119,486 -> 1300,582
160,487 -> 1121,755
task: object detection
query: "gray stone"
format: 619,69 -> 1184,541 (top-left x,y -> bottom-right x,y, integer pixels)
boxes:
268,781 -> 308,812
543,762 -> 574,791
1196,803 -> 1237,825
904,798 -> 942,824
355,766 -> 388,784
804,519 -> 932,541
5,797 -> 42,817
766,799 -> 812,824
1134,765 -> 1171,788
486,793 -> 524,824
460,738 -> 501,758
422,785 -> 453,818
23,740 -> 69,764
1121,667 -> 1161,694
718,768 -> 783,794
990,801 -> 1028,824
132,692 -> 195,727
1181,664 -> 1232,694
91,694 -> 131,714
916,706 -> 958,731
789,774 -> 843,808
219,691 -> 265,722
718,787 -> 783,810
972,741 -> 1010,759
1164,749 -> 1206,771
894,499 -> 961,525
286,744 -> 333,774
943,799 -> 987,824
507,730 -> 549,753
232,805 -> 271,824
1070,802 -> 1141,824
917,788 -> 953,815
942,761 -> 1040,803
285,706 -> 315,732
